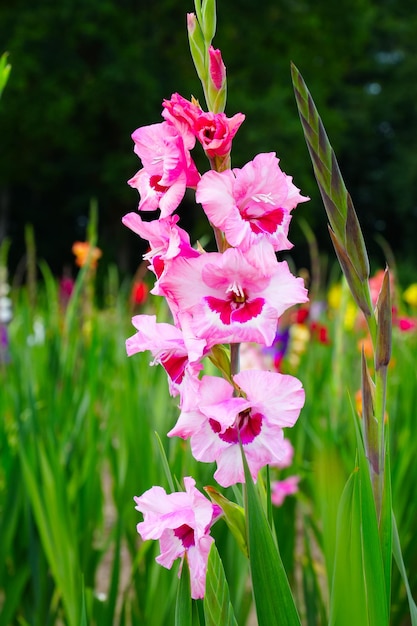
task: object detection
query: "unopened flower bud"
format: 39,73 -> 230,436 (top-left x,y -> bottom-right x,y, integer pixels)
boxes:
208,46 -> 225,91
375,268 -> 392,370
201,0 -> 217,44
187,13 -> 206,83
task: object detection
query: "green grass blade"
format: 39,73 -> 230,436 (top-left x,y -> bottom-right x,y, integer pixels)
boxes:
392,512 -> 417,626
242,448 -> 301,626
154,431 -> 176,494
353,412 -> 390,625
203,543 -> 238,626
19,441 -> 81,626
79,578 -> 88,626
175,559 -> 192,626
330,412 -> 389,626
0,564 -> 29,626
329,468 -> 368,626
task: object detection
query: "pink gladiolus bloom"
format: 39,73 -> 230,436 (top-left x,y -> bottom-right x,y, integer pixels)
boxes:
128,168 -> 186,216
196,153 -> 309,260
271,437 -> 295,469
209,46 -> 226,91
169,369 -> 305,487
134,477 -> 221,599
162,93 -> 201,150
122,213 -> 199,280
194,111 -> 245,158
126,314 -> 205,394
158,247 -> 308,347
128,122 -> 200,217
271,475 -> 300,507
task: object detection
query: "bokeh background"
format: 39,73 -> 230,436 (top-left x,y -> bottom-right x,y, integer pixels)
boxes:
1,0 -> 417,284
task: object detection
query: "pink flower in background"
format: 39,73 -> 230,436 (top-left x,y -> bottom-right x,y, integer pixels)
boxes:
194,111 -> 245,157
162,93 -> 201,150
169,369 -> 305,487
271,475 -> 300,507
208,46 -> 226,91
128,122 -> 200,217
396,315 -> 417,332
196,153 -> 309,264
59,276 -> 75,307
158,247 -> 308,347
134,477 -> 221,599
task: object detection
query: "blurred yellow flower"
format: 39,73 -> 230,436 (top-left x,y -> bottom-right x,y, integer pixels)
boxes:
72,241 -> 102,268
403,283 -> 417,307
328,282 -> 356,330
327,283 -> 342,310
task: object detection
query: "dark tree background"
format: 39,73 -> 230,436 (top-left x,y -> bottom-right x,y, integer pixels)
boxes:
1,0 -> 417,284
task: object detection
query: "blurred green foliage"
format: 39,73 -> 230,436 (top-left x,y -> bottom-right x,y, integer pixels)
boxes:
0,0 -> 416,279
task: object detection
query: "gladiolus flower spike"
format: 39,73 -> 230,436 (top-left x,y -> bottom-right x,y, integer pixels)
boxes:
126,3 -> 310,603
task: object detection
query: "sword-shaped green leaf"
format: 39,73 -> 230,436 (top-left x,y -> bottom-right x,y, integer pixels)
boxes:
175,559 -> 192,626
203,543 -> 238,626
242,448 -> 301,626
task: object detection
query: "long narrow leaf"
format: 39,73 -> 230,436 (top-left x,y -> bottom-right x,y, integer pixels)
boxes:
175,559 -> 192,626
329,468 -> 369,626
352,411 -> 389,625
203,543 -> 238,626
242,448 -> 301,626
330,411 -> 389,626
392,512 -> 417,626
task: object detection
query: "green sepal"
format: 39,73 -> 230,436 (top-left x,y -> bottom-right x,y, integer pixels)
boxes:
204,486 -> 248,557
188,13 -> 207,84
201,0 -> 217,44
208,81 -> 227,114
207,344 -> 231,382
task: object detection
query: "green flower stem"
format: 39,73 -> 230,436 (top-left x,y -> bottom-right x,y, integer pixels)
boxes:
374,364 -> 388,522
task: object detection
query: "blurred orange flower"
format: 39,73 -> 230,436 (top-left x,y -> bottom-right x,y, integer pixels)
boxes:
358,334 -> 373,359
72,241 -> 102,268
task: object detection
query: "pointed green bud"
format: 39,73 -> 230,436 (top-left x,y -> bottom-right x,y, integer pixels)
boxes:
208,344 -> 231,382
201,0 -> 217,44
345,194 -> 370,282
206,46 -> 227,112
204,486 -> 248,557
193,0 -> 203,25
328,226 -> 372,318
375,268 -> 392,370
187,13 -> 207,83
